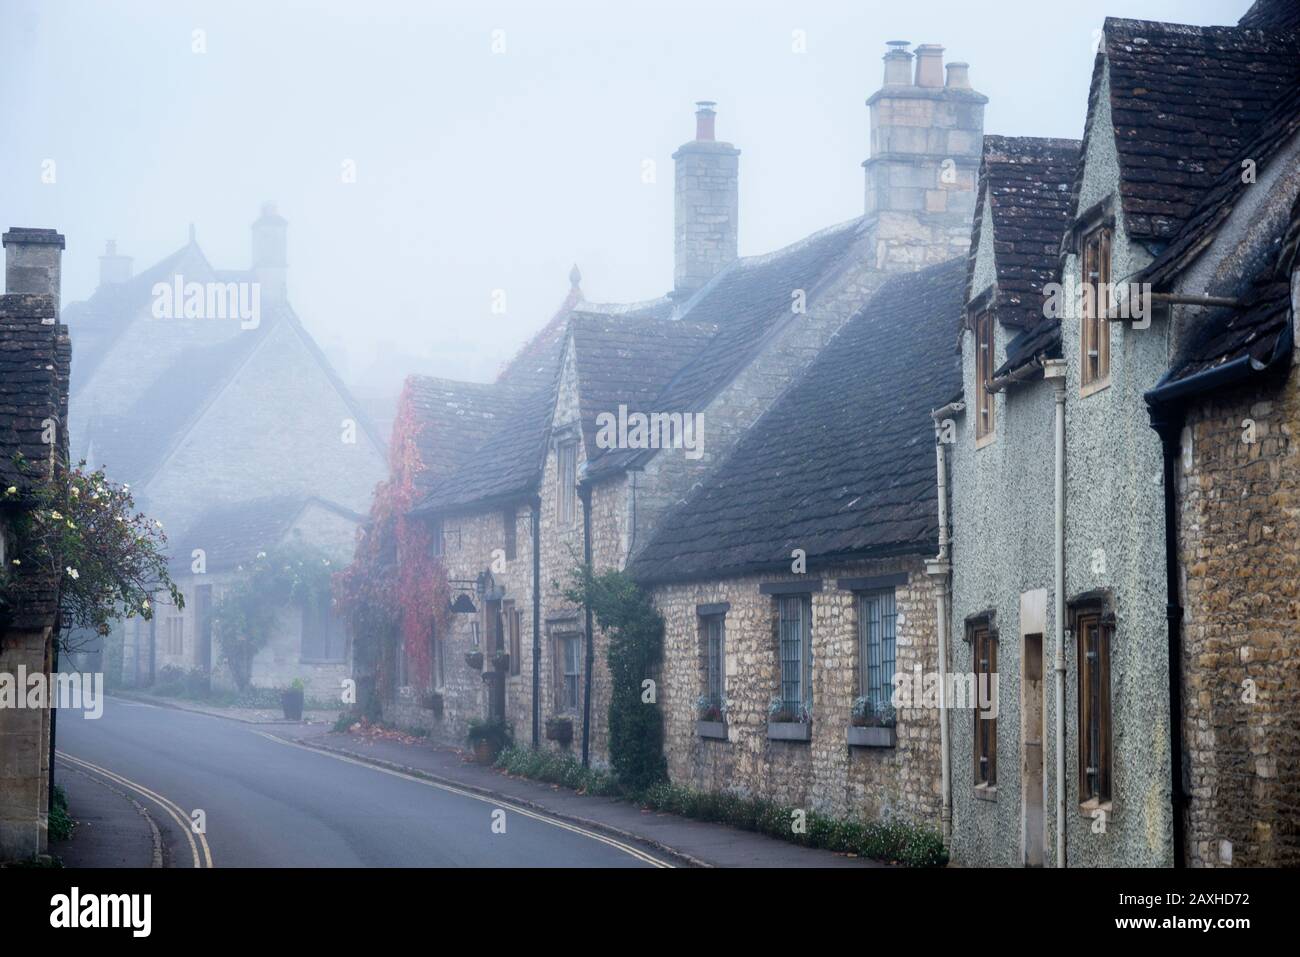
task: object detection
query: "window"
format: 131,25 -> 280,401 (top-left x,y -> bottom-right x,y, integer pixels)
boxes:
432,626 -> 445,690
301,594 -> 347,663
485,599 -> 502,656
505,600 -> 522,676
974,310 -> 995,441
503,508 -> 517,560
555,633 -> 581,712
972,623 -> 997,786
166,616 -> 184,655
1076,610 -> 1113,803
778,595 -> 812,714
858,589 -> 897,717
557,439 -> 578,525
1080,225 -> 1112,388
702,614 -> 725,707
430,518 -> 444,558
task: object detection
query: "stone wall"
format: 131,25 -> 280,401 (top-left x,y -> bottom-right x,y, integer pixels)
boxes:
1177,371 -> 1300,866
653,558 -> 941,825
0,625 -> 53,861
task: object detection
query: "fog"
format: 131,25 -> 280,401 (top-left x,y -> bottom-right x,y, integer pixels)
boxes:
1,0 -> 1243,397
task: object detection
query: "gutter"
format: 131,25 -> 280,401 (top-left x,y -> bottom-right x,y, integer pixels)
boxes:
926,400 -> 963,846
987,354 -> 1048,393
1143,313 -> 1293,869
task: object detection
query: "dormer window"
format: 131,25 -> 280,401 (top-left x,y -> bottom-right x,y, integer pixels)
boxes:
974,310 -> 995,443
1080,225 -> 1112,390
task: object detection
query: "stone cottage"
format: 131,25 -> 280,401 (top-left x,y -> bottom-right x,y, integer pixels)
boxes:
0,227 -> 71,861
376,37 -> 986,794
631,259 -> 965,826
64,206 -> 387,694
1137,0 -> 1300,866
941,4 -> 1299,867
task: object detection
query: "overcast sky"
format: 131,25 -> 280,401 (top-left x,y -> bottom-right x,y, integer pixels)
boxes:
1,0 -> 1250,390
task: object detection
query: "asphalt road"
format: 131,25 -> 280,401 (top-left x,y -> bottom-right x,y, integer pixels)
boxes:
55,697 -> 663,867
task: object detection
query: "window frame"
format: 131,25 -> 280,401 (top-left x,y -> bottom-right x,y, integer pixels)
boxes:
556,439 -> 578,526
1080,224 -> 1112,392
505,600 -> 522,677
503,507 -> 517,561
430,517 -> 444,558
554,632 -> 581,713
857,588 -> 897,719
972,621 -> 997,787
974,309 -> 996,444
701,613 -> 726,709
777,594 -> 813,715
1075,608 -> 1113,805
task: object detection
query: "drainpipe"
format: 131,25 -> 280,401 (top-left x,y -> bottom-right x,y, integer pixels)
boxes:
1042,358 -> 1067,868
531,496 -> 541,749
579,483 -> 594,768
1147,404 -> 1187,868
928,399 -> 963,845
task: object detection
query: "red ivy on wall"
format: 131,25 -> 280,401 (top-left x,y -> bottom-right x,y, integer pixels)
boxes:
333,385 -> 451,695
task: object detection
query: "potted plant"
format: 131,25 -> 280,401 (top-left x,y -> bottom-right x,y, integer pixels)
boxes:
464,650 -> 484,671
847,696 -> 896,747
545,716 -> 574,747
695,694 -> 728,740
766,695 -> 812,741
492,650 -> 511,673
422,691 -> 444,719
281,678 -> 305,721
466,716 -> 512,764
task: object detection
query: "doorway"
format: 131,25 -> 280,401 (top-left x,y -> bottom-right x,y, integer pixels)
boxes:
1022,632 -> 1045,867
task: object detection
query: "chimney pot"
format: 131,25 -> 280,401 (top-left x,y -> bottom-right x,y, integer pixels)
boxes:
914,43 -> 945,88
883,41 -> 913,86
3,227 -> 65,302
694,101 -> 717,141
945,61 -> 971,90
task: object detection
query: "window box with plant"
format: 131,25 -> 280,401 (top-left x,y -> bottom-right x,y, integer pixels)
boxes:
696,694 -> 729,739
492,650 -> 511,673
545,716 -> 574,747
464,650 -> 484,671
281,678 -> 305,721
848,695 -> 896,747
767,696 -> 812,741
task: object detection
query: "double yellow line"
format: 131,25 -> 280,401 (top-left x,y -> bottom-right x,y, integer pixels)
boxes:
253,732 -> 674,868
56,750 -> 214,869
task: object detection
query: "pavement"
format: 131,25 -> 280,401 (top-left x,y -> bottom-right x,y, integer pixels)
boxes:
52,693 -> 881,867
112,689 -> 339,725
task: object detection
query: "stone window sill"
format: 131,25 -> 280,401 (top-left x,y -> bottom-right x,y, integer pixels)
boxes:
767,721 -> 812,742
846,725 -> 896,748
696,720 -> 728,740
972,783 -> 998,802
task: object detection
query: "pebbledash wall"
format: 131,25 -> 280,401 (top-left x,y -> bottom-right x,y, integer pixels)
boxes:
1176,371 -> 1300,867
652,560 -> 941,824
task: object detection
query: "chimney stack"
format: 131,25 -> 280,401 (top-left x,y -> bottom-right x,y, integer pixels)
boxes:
863,41 -> 987,271
672,101 -> 740,300
251,202 -> 287,303
3,228 -> 65,304
98,239 -> 133,286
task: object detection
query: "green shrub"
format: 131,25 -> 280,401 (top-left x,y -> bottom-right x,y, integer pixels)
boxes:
48,785 -> 73,842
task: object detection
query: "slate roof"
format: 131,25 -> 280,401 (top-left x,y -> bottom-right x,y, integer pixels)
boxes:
630,257 -> 966,584
968,136 -> 1080,330
570,312 -> 719,465
0,292 -> 71,630
401,376 -> 516,491
1076,17 -> 1300,246
169,495 -> 362,574
1158,188 -> 1299,386
1239,0 -> 1300,32
587,217 -> 866,478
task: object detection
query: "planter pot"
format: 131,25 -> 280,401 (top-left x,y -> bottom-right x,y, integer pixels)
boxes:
847,725 -> 896,748
422,694 -> 444,719
767,721 -> 811,742
696,720 -> 728,740
281,689 -> 304,721
473,740 -> 494,764
464,651 -> 484,671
